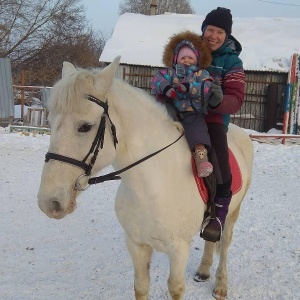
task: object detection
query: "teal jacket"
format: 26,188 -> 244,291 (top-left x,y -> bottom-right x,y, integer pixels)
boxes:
205,35 -> 245,127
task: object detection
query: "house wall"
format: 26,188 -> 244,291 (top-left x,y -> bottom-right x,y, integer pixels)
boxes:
117,64 -> 288,132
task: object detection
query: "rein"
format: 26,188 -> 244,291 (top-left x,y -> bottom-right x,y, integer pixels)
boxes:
44,94 -> 184,190
88,132 -> 184,185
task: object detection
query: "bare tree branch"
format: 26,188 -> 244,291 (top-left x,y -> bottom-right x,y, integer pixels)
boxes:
0,0 -> 109,86
119,0 -> 195,15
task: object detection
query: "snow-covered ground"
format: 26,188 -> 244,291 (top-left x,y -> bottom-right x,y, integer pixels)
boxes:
0,127 -> 299,299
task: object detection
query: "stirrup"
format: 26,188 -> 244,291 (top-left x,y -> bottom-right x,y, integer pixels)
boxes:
200,216 -> 223,242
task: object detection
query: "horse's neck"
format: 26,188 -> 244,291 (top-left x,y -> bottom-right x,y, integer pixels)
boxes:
112,80 -> 174,144
110,80 -> 189,176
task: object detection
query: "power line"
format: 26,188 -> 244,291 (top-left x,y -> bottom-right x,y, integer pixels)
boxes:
257,0 -> 300,6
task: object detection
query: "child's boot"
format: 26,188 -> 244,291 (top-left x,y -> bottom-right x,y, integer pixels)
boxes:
200,192 -> 232,242
194,148 -> 213,177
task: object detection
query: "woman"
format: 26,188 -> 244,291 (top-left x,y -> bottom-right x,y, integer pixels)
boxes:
200,7 -> 246,242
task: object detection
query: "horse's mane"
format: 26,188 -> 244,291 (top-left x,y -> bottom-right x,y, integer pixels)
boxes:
47,66 -> 181,147
112,78 -> 171,122
109,78 -> 185,153
49,66 -> 171,121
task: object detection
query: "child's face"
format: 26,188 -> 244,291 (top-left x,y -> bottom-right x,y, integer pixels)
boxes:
178,55 -> 197,66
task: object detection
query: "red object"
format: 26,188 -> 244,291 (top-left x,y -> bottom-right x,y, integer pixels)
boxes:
167,88 -> 176,99
192,148 -> 242,203
177,83 -> 188,93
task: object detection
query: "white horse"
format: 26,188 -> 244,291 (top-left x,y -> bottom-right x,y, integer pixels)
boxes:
38,57 -> 253,300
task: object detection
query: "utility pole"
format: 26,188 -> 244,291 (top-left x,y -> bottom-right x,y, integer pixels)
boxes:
150,0 -> 157,15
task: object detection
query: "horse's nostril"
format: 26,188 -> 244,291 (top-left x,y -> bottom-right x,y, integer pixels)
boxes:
52,200 -> 61,212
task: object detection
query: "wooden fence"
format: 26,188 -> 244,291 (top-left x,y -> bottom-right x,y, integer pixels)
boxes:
2,68 -> 288,134
120,65 -> 288,132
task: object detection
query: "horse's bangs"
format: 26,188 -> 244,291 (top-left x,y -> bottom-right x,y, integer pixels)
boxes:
48,69 -> 97,113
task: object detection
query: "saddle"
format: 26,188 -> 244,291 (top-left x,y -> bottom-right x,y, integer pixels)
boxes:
192,148 -> 242,204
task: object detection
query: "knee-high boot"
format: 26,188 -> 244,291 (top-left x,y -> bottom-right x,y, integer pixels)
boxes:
200,192 -> 232,242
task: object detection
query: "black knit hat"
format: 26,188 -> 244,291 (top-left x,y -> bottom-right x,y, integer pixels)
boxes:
201,7 -> 232,35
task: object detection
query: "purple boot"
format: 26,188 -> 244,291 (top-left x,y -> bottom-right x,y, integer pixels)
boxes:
200,193 -> 232,242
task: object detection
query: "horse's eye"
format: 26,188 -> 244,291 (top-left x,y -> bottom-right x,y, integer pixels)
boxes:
78,123 -> 93,133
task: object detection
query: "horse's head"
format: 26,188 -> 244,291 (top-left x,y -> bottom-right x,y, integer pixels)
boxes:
38,57 -> 121,219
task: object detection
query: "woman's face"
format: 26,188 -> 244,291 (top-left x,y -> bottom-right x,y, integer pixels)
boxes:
203,25 -> 226,51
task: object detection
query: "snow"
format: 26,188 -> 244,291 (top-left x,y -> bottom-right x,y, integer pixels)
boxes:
1,12 -> 300,297
100,13 -> 300,72
0,127 -> 300,299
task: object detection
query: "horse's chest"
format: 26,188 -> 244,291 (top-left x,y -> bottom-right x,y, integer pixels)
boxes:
115,198 -> 175,246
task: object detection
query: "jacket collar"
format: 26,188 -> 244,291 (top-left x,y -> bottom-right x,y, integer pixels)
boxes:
213,35 -> 242,56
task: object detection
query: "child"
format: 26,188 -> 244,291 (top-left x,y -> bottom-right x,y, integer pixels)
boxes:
151,31 -> 223,177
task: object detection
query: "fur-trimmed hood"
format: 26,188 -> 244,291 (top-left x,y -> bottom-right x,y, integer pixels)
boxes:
162,31 -> 212,69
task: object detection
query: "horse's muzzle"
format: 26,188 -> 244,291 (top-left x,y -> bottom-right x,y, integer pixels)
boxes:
38,196 -> 77,219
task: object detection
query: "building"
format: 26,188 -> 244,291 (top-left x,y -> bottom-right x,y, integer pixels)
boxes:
100,13 -> 300,132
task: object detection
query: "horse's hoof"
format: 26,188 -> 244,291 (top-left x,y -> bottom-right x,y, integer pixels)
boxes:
193,272 -> 210,282
212,289 -> 227,300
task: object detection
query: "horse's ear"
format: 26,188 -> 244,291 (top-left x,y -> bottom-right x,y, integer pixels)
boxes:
97,56 -> 121,87
104,56 -> 121,75
62,61 -> 76,78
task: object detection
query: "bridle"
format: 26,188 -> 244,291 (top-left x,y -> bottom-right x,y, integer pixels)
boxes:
45,94 -> 184,191
45,94 -> 117,190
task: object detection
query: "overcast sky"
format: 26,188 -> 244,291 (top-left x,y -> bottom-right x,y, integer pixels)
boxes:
84,0 -> 300,34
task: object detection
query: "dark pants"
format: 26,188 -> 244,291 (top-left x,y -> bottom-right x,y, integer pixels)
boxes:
207,122 -> 232,197
181,111 -> 211,151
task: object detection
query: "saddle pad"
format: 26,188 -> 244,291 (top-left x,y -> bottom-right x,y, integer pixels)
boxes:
193,148 -> 242,203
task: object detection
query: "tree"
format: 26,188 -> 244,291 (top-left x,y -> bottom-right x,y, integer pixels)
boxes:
119,0 -> 195,15
0,0 -> 108,86
17,29 -> 108,86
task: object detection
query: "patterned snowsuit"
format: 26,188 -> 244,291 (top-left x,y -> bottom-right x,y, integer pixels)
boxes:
151,31 -> 213,150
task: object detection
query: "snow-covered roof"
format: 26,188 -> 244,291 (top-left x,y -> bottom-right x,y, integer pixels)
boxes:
100,13 -> 300,72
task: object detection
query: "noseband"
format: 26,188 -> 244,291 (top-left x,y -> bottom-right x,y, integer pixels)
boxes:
45,94 -> 184,191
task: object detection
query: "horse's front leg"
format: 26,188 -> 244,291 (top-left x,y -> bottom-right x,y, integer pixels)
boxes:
167,240 -> 191,300
213,206 -> 240,300
194,240 -> 214,282
125,234 -> 153,300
